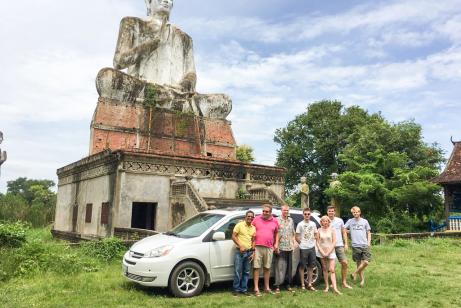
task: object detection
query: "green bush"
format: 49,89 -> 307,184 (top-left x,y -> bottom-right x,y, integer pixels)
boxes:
25,202 -> 55,228
0,238 -> 100,282
0,194 -> 29,222
373,207 -> 426,234
15,241 -> 99,276
0,221 -> 29,248
391,239 -> 413,248
80,237 -> 126,261
1,178 -> 57,227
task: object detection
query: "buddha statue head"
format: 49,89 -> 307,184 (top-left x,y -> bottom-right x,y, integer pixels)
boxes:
145,0 -> 173,18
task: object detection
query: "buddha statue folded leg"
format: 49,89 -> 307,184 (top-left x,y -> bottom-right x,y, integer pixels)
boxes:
96,67 -> 232,119
96,68 -> 147,104
194,94 -> 232,119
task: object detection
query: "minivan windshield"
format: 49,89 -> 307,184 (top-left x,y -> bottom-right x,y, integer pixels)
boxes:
166,213 -> 225,238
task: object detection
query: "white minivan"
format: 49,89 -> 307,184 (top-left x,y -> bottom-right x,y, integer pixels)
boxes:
122,207 -> 321,297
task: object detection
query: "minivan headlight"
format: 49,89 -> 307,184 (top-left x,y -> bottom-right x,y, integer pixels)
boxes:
145,245 -> 174,258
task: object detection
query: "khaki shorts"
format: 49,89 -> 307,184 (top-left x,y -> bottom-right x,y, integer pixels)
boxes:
335,247 -> 347,262
254,246 -> 273,269
352,246 -> 372,262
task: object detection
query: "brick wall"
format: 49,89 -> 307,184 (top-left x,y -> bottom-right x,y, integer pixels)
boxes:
90,98 -> 237,160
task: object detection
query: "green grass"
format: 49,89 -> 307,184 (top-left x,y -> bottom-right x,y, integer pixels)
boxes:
1,229 -> 461,307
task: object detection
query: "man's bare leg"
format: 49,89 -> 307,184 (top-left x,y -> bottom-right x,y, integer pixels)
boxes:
253,268 -> 260,293
308,266 -> 314,288
341,260 -> 352,288
298,266 -> 305,288
357,260 -> 368,287
263,268 -> 270,291
351,261 -> 360,281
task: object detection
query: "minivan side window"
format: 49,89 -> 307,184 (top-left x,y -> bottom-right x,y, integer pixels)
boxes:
216,217 -> 244,240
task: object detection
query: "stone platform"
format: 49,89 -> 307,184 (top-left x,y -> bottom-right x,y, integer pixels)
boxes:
53,150 -> 285,239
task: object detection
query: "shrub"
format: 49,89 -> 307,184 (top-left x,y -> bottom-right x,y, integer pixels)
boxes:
15,241 -> 99,276
0,221 -> 29,248
0,193 -> 55,227
0,238 -> 100,282
80,237 -> 126,261
236,145 -> 255,163
0,194 -> 29,222
25,202 -> 55,228
373,207 -> 426,234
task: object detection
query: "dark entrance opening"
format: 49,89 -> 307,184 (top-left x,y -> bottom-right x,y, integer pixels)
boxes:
131,202 -> 157,230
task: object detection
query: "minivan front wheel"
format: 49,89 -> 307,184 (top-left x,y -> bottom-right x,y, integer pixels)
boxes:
169,261 -> 205,298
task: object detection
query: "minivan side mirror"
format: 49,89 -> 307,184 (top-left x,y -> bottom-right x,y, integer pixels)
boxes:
212,231 -> 226,241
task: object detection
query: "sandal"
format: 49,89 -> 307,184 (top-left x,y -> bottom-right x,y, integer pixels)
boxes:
307,285 -> 317,292
274,288 -> 281,294
264,289 -> 275,295
255,290 -> 262,297
301,285 -> 306,290
287,286 -> 295,293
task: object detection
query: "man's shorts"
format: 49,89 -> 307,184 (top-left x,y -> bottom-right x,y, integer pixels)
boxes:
352,246 -> 372,262
254,246 -> 273,269
335,246 -> 347,262
299,248 -> 316,268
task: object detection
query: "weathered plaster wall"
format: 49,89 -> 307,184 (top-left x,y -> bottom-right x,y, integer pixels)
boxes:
55,183 -> 75,232
55,175 -> 113,237
77,175 -> 113,237
116,172 -> 171,231
190,178 -> 239,199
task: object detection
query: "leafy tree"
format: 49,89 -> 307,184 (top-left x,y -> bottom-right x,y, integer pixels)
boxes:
274,100 -> 377,210
236,144 -> 255,163
7,177 -> 55,205
1,177 -> 56,227
275,100 -> 444,232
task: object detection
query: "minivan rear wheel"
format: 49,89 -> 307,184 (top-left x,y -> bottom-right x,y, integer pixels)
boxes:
169,261 -> 205,298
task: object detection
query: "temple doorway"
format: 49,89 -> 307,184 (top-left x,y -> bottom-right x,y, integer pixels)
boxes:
131,202 -> 157,230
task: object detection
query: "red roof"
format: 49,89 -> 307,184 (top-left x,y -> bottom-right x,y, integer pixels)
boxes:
433,141 -> 461,184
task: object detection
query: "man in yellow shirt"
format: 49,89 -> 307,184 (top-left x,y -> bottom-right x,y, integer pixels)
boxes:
232,210 -> 256,296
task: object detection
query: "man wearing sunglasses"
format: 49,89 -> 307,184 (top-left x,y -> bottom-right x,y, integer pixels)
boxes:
296,208 -> 318,291
231,211 -> 256,296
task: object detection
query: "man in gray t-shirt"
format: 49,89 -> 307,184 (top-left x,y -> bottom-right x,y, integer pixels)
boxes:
328,206 -> 352,289
345,206 -> 371,287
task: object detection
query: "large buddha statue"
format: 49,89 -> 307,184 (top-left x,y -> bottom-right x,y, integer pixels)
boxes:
96,0 -> 232,119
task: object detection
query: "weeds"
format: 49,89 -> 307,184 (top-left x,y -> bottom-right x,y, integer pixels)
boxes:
80,237 -> 126,261
0,221 -> 29,248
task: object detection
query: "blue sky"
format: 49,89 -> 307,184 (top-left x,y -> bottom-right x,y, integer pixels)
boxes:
1,0 -> 460,192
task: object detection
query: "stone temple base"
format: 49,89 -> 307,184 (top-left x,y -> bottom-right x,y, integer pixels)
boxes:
53,150 -> 285,239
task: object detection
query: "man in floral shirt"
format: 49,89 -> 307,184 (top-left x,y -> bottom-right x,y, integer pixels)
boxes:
274,204 -> 296,293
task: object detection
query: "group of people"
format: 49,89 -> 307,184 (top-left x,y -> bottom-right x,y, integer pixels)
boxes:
231,204 -> 372,297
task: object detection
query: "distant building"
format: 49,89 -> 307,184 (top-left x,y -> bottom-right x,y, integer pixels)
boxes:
433,139 -> 461,231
